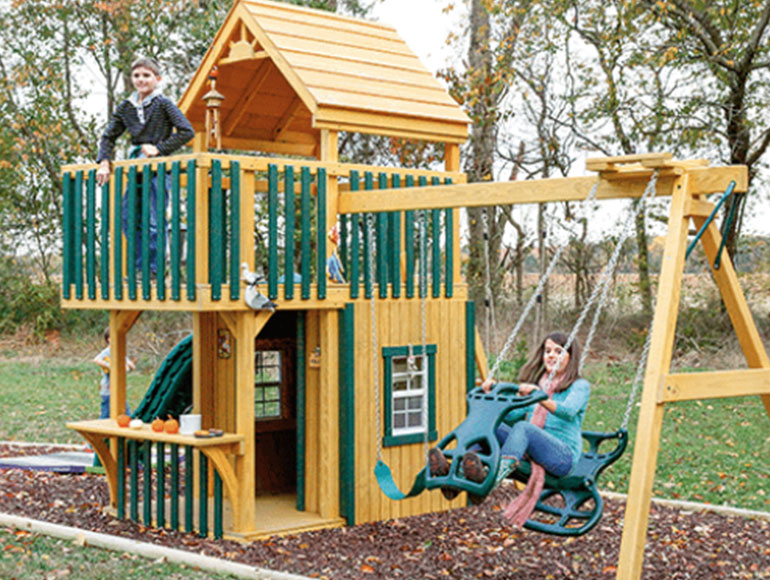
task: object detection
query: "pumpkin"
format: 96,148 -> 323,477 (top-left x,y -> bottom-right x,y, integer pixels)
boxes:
116,414 -> 131,428
151,417 -> 165,432
164,416 -> 179,434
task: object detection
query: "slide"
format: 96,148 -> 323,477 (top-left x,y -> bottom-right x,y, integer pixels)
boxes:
132,334 -> 193,422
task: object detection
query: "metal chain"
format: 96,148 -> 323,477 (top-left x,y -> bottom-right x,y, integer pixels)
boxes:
367,213 -> 384,462
418,210 -> 430,464
544,171 -> 659,412
622,326 -> 653,430
481,208 -> 497,352
489,180 -> 602,380
578,170 -> 659,371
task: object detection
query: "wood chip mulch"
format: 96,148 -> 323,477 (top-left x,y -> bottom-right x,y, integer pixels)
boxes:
0,444 -> 768,579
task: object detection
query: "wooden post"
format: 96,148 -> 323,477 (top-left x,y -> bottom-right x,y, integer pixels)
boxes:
616,174 -> 692,580
232,311 -> 257,534
317,310 -> 340,519
108,310 -> 141,419
444,143 -> 463,288
319,129 -> 338,264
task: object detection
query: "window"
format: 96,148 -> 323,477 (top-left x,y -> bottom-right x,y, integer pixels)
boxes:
382,345 -> 437,447
254,350 -> 282,420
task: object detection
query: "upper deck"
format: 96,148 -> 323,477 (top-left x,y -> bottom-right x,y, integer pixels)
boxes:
60,153 -> 466,312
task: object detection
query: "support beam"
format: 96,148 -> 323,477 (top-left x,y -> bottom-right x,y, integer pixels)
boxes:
109,310 -> 141,420
661,369 -> 770,402
616,173 -> 692,580
338,166 -> 747,214
695,215 -> 770,417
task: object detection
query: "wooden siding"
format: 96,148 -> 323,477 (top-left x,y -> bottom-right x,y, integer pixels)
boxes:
352,298 -> 468,524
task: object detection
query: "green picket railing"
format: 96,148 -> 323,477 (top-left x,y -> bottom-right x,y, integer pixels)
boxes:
61,155 -> 457,307
114,437 -> 224,539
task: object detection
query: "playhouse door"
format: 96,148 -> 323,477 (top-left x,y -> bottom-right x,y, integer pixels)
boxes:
254,338 -> 296,495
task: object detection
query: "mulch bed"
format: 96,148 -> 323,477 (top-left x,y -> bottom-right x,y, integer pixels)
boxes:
1,444 -> 768,579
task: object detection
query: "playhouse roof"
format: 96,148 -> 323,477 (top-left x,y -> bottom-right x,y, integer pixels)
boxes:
178,0 -> 470,156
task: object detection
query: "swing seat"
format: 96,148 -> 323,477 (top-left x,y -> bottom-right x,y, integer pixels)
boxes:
425,383 -> 548,498
509,428 -> 628,536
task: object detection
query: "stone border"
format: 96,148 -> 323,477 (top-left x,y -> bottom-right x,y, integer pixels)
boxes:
601,491 -> 770,521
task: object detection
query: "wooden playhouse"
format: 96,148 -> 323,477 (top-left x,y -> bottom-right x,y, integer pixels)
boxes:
63,0 -> 476,540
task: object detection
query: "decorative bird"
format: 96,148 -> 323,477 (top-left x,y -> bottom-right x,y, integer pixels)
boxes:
241,263 -> 277,311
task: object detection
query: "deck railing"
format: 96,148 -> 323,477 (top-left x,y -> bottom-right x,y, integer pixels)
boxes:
60,153 -> 459,306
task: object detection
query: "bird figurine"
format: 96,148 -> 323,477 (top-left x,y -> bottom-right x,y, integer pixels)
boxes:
241,263 -> 277,311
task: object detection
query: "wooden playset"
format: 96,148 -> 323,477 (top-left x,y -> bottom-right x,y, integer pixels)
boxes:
59,1 -> 769,578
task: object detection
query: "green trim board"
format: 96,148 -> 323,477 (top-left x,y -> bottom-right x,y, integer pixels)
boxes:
339,304 -> 356,524
381,344 -> 438,448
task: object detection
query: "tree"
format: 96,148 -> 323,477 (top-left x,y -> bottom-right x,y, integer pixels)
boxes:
636,0 -> 770,258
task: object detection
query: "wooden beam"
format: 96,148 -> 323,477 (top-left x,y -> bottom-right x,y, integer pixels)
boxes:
616,173 -> 692,580
220,136 -> 317,157
339,167 -> 745,213
221,60 -> 273,137
661,369 -> 770,402
271,97 -> 304,141
695,215 -> 770,417
585,152 -> 673,171
109,310 -> 141,420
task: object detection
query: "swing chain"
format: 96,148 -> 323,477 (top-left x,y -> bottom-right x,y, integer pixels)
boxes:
489,180 -> 602,380
542,170 -> 659,403
622,320 -> 654,431
367,213 -> 384,462
481,207 -> 497,352
578,170 -> 659,371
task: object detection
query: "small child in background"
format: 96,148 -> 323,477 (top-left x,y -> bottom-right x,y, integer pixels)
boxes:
93,327 -> 135,419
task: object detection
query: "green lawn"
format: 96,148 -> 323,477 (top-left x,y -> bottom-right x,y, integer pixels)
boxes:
0,527 -> 238,579
0,360 -> 151,444
582,361 -> 770,513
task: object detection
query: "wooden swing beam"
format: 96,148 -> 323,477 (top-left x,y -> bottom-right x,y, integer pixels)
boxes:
338,161 -> 747,214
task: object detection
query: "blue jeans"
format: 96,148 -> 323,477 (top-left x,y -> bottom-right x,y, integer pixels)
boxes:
121,154 -> 169,275
100,394 -> 130,419
496,422 -> 573,477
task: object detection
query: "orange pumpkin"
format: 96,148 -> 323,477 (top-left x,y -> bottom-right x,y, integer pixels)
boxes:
164,416 -> 179,434
151,417 -> 165,432
117,414 -> 131,428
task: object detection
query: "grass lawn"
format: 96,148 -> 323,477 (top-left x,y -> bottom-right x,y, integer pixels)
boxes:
0,527 -> 238,579
583,361 -> 770,513
0,360 -> 152,444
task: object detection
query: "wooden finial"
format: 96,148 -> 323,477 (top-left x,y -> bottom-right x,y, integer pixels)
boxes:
203,66 -> 225,150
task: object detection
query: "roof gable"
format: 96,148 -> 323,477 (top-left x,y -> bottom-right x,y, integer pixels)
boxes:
179,0 -> 469,155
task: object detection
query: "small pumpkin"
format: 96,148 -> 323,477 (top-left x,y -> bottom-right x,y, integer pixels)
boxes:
164,416 -> 179,434
116,414 -> 131,428
151,417 -> 165,432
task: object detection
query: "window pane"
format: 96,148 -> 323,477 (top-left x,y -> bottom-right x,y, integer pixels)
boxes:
255,350 -> 282,383
411,374 -> 423,391
255,388 -> 265,402
394,398 -> 406,411
408,396 -> 422,410
394,413 -> 406,429
407,411 -> 422,427
392,357 -> 407,374
393,379 -> 408,392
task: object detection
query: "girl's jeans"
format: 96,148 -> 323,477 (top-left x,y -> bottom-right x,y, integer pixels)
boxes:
121,152 -> 169,275
100,394 -> 130,419
495,422 -> 573,477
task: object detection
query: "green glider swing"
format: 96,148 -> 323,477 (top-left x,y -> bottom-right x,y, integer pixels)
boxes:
373,171 -> 660,536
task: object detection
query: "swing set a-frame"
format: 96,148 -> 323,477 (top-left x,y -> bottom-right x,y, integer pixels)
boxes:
339,152 -> 770,580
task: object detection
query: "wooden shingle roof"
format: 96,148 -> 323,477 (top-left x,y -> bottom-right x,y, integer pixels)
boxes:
179,0 -> 470,156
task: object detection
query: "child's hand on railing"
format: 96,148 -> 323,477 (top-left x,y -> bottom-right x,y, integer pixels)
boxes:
96,160 -> 110,186
141,144 -> 159,157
